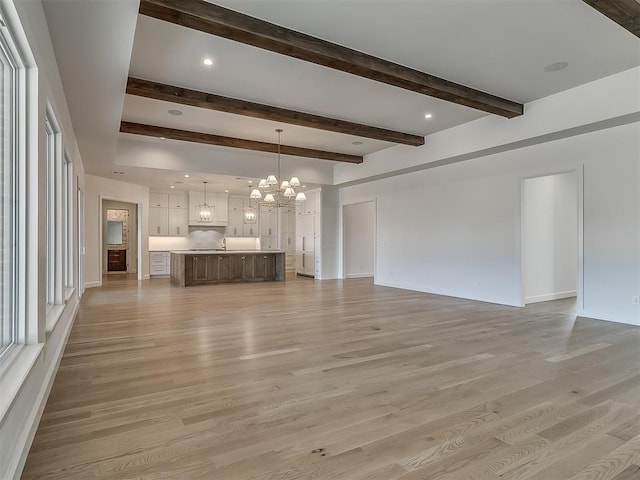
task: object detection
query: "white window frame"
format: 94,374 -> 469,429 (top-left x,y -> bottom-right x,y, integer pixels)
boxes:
64,155 -> 74,294
45,106 -> 65,331
0,10 -> 16,358
0,0 -> 44,426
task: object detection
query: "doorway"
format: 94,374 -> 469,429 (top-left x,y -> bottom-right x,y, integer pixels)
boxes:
522,171 -> 578,305
343,201 -> 376,278
101,200 -> 138,275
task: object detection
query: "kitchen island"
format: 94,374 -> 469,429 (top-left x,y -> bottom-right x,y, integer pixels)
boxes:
170,250 -> 285,287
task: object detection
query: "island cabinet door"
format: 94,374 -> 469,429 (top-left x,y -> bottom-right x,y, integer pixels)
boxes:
208,255 -> 231,281
230,254 -> 251,280
255,254 -> 275,279
185,255 -> 208,284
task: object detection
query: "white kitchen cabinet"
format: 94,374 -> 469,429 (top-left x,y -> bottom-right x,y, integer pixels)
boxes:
149,251 -> 170,276
260,206 -> 278,236
227,197 -> 259,237
243,224 -> 258,237
280,207 -> 295,254
150,193 -> 168,208
168,193 -> 187,209
295,192 -> 316,216
188,191 -> 229,226
149,191 -> 187,237
296,189 -> 320,277
149,206 -> 169,236
260,235 -> 279,250
227,197 -> 243,237
168,207 -> 187,236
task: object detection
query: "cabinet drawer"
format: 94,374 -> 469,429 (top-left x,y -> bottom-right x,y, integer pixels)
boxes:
150,252 -> 168,265
150,264 -> 169,275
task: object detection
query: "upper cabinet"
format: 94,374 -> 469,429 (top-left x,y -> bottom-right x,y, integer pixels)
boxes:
188,191 -> 229,226
227,197 -> 259,237
150,192 -> 169,208
150,192 -> 187,237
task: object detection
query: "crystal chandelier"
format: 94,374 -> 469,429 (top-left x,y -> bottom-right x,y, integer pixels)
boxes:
249,129 -> 306,207
196,181 -> 214,223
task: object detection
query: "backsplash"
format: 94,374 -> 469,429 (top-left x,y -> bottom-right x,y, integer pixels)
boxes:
149,227 -> 225,251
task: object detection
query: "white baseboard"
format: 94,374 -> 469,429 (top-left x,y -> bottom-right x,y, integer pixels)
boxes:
345,273 -> 374,279
374,280 -> 522,307
84,281 -> 101,289
525,290 -> 577,304
142,274 -> 150,280
578,309 -> 640,327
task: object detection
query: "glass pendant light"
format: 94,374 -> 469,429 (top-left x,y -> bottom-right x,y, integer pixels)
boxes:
196,181 -> 214,223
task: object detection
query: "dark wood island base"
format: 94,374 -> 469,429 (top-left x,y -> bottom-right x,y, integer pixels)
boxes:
170,251 -> 285,286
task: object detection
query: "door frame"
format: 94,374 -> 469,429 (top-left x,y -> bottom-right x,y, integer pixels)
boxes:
342,200 -> 377,280
519,167 -> 583,310
99,195 -> 143,280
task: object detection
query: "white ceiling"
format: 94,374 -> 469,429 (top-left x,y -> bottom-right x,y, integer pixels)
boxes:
43,0 -> 640,194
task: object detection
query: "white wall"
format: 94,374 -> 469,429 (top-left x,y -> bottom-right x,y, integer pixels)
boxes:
339,121 -> 640,325
583,147 -> 640,324
319,187 -> 339,279
343,201 -> 375,278
523,172 -> 577,304
84,175 -> 150,287
334,67 -> 640,186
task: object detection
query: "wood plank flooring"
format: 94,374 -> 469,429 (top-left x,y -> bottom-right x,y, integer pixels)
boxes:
21,276 -> 640,479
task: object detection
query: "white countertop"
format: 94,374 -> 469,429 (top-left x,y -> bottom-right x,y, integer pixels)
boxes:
170,250 -> 284,255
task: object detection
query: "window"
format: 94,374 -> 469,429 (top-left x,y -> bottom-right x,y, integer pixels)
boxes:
45,109 -> 63,308
0,14 -> 17,356
64,157 -> 73,290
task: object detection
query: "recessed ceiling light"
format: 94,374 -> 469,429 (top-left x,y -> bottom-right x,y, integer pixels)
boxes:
224,189 -> 229,193
302,185 -> 306,188
168,109 -> 183,116
159,136 -> 166,140
184,174 -> 190,178
352,141 -> 363,145
424,113 -> 433,119
544,61 -> 568,73
203,58 -> 214,66
248,180 -> 253,184
170,185 -> 175,189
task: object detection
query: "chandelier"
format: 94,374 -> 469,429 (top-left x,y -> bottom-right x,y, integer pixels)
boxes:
249,129 -> 306,207
195,181 -> 214,223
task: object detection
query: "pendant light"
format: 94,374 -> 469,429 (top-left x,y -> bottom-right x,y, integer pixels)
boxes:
196,181 -> 214,223
249,129 -> 305,207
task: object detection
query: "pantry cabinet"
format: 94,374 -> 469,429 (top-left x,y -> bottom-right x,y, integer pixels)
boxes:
295,190 -> 320,278
227,197 -> 259,237
149,192 -> 187,237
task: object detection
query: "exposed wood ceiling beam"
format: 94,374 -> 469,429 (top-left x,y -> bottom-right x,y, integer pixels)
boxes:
127,77 -> 425,147
120,121 -> 363,164
138,0 -> 524,119
582,0 -> 640,38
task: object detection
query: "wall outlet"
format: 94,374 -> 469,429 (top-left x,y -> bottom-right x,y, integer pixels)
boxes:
633,296 -> 640,305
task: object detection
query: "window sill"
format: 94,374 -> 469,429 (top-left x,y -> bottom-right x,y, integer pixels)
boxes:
46,304 -> 65,334
64,287 -> 75,302
0,343 -> 44,425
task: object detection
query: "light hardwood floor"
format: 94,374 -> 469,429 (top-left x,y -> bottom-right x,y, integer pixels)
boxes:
22,276 -> 640,479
